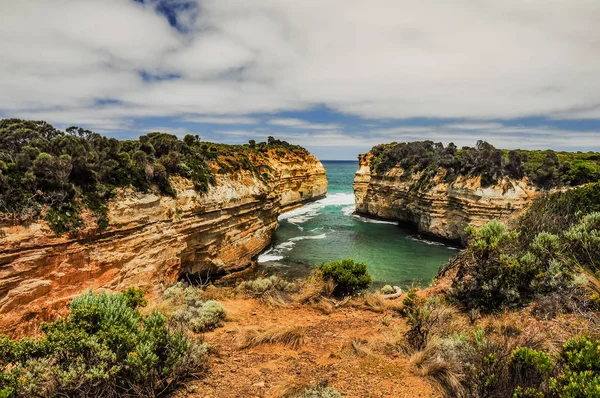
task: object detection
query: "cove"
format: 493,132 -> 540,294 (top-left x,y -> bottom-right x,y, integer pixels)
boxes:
258,161 -> 459,289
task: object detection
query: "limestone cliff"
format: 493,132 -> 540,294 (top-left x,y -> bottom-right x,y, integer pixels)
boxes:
354,153 -> 542,243
0,150 -> 326,335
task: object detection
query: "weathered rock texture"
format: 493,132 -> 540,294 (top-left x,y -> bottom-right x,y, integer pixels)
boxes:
354,153 -> 542,243
0,150 -> 326,335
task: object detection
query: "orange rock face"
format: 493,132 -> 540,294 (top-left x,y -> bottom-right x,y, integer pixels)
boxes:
353,152 -> 543,243
0,151 -> 327,335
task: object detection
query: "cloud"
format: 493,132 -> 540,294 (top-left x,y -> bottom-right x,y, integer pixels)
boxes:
1,0 -> 600,158
182,115 -> 260,124
266,118 -> 341,130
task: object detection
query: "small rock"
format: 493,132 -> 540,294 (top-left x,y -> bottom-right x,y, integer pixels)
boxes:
253,381 -> 265,388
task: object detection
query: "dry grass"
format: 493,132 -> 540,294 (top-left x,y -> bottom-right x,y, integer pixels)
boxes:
200,285 -> 235,301
341,338 -> 374,358
237,327 -> 305,350
410,339 -> 465,398
268,378 -> 311,398
295,273 -> 335,304
358,292 -> 388,313
262,291 -> 292,308
311,297 -> 334,314
350,292 -> 404,313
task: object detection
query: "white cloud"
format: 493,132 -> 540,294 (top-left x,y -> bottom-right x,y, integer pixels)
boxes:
183,115 -> 260,124
1,0 -> 600,152
266,118 -> 341,130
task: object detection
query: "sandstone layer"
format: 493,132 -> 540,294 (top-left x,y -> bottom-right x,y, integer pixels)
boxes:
0,150 -> 326,335
354,153 -> 542,243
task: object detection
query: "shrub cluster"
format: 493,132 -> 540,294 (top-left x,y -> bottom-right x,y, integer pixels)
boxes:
369,140 -> 600,189
450,210 -> 600,312
0,119 -> 306,235
0,288 -> 208,397
164,282 -> 227,333
294,386 -> 343,398
412,319 -> 600,398
317,258 -> 372,296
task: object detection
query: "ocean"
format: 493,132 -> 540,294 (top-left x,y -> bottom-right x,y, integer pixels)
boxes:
257,160 -> 458,289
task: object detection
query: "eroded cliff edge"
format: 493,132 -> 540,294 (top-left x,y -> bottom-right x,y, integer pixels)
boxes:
354,150 -> 542,243
0,150 -> 326,334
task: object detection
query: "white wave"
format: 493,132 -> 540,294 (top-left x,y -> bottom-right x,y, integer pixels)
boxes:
258,254 -> 284,262
406,235 -> 460,250
352,214 -> 399,225
279,193 -> 356,225
317,193 -> 355,206
342,204 -> 356,216
289,233 -> 327,241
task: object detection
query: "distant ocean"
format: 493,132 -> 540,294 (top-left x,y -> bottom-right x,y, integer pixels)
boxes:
257,161 -> 458,289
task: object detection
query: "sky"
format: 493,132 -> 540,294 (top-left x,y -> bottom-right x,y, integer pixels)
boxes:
1,0 -> 600,160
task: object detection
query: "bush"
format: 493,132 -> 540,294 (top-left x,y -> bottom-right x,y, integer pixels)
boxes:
122,286 -> 148,308
563,212 -> 600,272
239,275 -> 295,297
380,284 -> 395,295
188,301 -> 227,333
451,217 -> 579,312
295,386 -> 343,398
509,347 -> 553,392
317,259 -> 371,296
402,290 -> 450,350
550,337 -> 600,397
165,284 -> 226,333
0,290 -> 208,397
518,182 -> 600,244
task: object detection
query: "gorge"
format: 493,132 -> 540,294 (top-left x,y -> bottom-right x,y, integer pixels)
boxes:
0,139 -> 326,335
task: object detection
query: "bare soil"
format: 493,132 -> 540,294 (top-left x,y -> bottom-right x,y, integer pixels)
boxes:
179,298 -> 438,398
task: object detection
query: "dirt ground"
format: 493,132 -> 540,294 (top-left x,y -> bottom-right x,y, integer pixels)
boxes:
179,298 -> 438,398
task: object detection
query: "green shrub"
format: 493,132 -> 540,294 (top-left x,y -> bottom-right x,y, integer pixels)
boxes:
550,337 -> 600,397
0,290 -> 208,397
317,259 -> 371,296
122,286 -> 148,308
295,386 -> 343,398
46,202 -> 83,236
238,275 -> 295,297
380,284 -> 395,294
188,301 -> 226,333
401,290 -> 449,350
164,281 -> 204,307
518,182 -> 600,244
509,347 -> 553,392
563,212 -> 600,272
451,217 -> 579,312
166,284 -> 226,333
513,386 -> 545,397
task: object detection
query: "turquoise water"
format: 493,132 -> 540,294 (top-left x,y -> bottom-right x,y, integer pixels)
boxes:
257,161 -> 458,289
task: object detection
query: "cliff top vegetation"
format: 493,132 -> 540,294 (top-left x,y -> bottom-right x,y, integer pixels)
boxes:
369,140 -> 600,189
0,118 -> 308,235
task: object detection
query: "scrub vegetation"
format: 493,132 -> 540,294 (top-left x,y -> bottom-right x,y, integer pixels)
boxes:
0,288 -> 209,398
369,140 -> 600,189
0,118 -> 306,235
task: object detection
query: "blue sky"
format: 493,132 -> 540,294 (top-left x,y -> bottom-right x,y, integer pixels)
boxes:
2,0 -> 600,160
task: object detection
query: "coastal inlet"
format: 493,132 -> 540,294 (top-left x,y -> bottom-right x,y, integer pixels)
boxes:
257,161 -> 458,288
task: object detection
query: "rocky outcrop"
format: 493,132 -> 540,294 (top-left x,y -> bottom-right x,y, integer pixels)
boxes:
0,150 -> 326,335
354,153 -> 542,243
